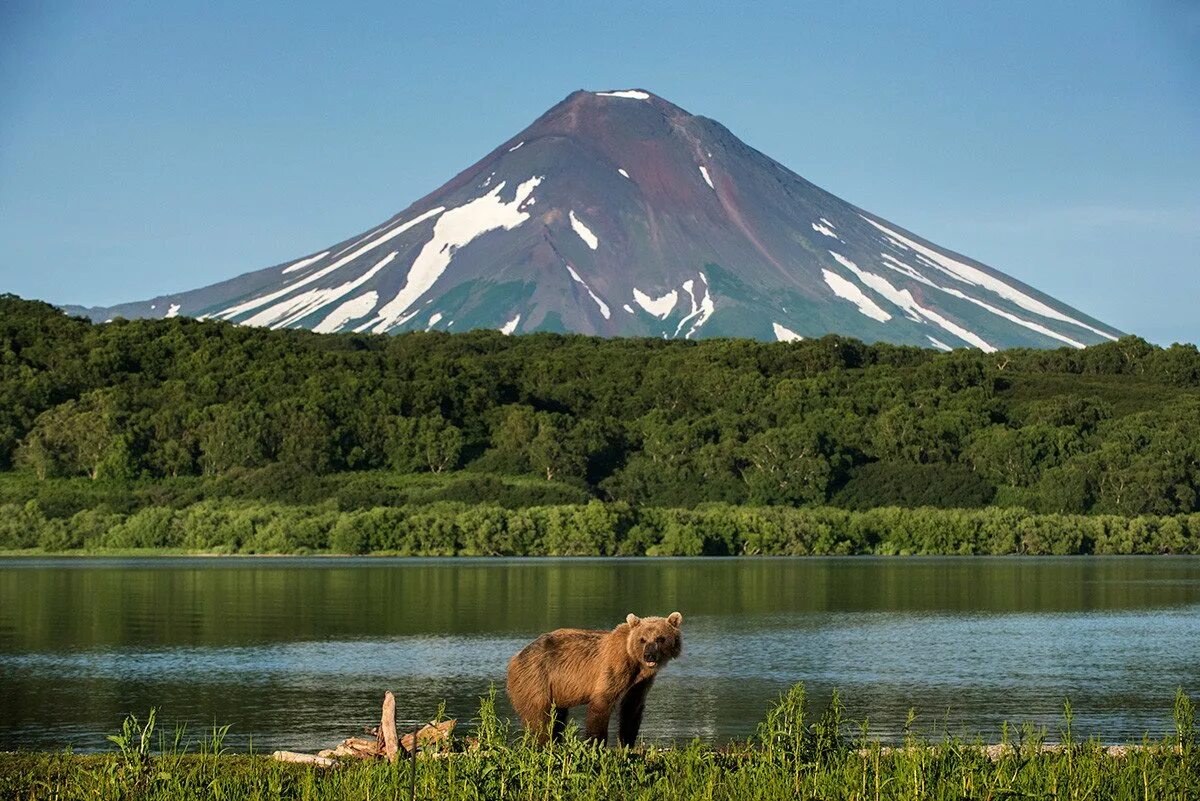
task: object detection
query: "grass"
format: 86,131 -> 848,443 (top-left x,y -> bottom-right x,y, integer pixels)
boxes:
2,686 -> 1198,800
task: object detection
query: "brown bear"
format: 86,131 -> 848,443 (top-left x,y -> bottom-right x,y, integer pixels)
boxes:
506,612 -> 683,746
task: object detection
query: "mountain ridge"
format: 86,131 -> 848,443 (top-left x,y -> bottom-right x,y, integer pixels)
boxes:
61,88 -> 1122,350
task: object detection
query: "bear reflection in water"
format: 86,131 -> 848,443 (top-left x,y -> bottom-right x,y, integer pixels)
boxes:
506,612 -> 684,746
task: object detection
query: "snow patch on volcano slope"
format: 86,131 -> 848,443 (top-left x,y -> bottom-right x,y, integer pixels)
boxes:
927,336 -> 953,352
243,251 -> 397,329
699,165 -> 715,190
569,210 -> 599,250
281,252 -> 330,275
566,264 -> 610,319
811,222 -> 839,239
861,216 -> 1116,342
367,177 -> 543,333
314,291 -> 378,334
939,284 -> 1086,349
877,253 -> 1086,348
508,141 -> 524,151
773,323 -> 803,342
500,314 -> 521,335
218,208 -> 444,321
829,251 -> 995,353
633,288 -> 679,319
672,273 -> 716,338
880,253 -> 928,282
822,269 -> 892,323
673,280 -> 697,335
331,217 -> 404,260
618,168 -> 630,178
596,90 -> 650,100
165,304 -> 180,318
691,274 -> 716,337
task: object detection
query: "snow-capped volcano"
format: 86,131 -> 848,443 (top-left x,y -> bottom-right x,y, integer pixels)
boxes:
64,89 -> 1121,349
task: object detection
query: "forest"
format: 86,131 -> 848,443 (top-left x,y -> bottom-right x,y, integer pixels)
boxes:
2,293 -> 1200,551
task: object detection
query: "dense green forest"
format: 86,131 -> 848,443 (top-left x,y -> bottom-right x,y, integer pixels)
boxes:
3,294 -> 1200,522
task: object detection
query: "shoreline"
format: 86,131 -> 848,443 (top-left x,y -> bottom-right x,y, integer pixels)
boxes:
4,548 -> 1200,559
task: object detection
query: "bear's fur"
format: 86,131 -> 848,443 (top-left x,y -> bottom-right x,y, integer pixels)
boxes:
506,612 -> 683,746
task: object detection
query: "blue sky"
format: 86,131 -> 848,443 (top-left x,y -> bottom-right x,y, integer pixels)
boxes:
1,1 -> 1197,343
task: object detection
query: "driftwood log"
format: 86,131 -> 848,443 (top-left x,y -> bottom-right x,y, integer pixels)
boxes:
271,751 -> 338,768
271,692 -> 456,768
402,719 -> 456,754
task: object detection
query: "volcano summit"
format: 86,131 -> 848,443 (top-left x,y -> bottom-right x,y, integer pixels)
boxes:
67,89 -> 1121,350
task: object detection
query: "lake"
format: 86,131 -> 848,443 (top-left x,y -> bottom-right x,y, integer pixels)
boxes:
1,556 -> 1198,752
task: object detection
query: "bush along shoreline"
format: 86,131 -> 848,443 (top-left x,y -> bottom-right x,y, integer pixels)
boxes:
3,498 -> 1199,556
2,686 -> 1198,800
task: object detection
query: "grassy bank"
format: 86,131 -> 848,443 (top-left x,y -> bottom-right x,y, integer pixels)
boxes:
3,495 -> 1200,556
3,687 -> 1197,800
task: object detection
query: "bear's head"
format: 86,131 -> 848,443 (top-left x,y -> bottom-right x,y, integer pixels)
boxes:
623,612 -> 683,669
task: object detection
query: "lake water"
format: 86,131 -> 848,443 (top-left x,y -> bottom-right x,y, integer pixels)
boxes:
1,556 -> 1198,752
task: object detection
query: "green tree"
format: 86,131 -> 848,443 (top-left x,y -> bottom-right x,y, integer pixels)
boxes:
417,416 -> 463,473
387,415 -> 463,473
17,391 -> 123,479
741,426 -> 838,506
529,412 -> 579,481
195,403 -> 268,475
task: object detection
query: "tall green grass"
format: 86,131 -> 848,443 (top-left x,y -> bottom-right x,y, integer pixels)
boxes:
2,686 -> 1197,800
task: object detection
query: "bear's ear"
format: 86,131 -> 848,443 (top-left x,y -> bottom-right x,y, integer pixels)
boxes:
626,613 -> 641,627
667,612 -> 683,628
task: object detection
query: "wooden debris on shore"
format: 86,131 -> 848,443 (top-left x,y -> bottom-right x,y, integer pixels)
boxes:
271,751 -> 338,768
402,719 -> 456,753
381,690 -> 400,762
271,691 -> 456,769
856,743 -> 1176,761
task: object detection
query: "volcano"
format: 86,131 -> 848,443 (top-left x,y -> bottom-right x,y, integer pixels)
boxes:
65,89 -> 1121,350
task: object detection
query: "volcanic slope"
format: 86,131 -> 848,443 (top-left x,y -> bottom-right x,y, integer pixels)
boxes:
65,89 -> 1121,349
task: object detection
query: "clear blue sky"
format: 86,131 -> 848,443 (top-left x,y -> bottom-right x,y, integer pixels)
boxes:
1,1 -> 1196,343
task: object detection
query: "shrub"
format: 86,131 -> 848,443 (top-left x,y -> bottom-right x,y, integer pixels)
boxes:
104,507 -> 178,548
0,500 -> 47,549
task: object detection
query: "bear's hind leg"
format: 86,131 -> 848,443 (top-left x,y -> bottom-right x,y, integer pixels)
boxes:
523,704 -> 560,745
551,706 -> 569,742
510,685 -> 556,745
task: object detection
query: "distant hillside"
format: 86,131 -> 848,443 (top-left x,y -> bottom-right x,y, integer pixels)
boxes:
3,295 -> 1199,516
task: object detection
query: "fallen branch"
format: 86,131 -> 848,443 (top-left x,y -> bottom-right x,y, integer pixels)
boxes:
328,739 -> 384,760
401,719 -> 456,755
271,751 -> 338,768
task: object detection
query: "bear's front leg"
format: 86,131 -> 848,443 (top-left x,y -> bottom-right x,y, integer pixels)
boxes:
583,702 -> 612,744
617,677 -> 655,747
